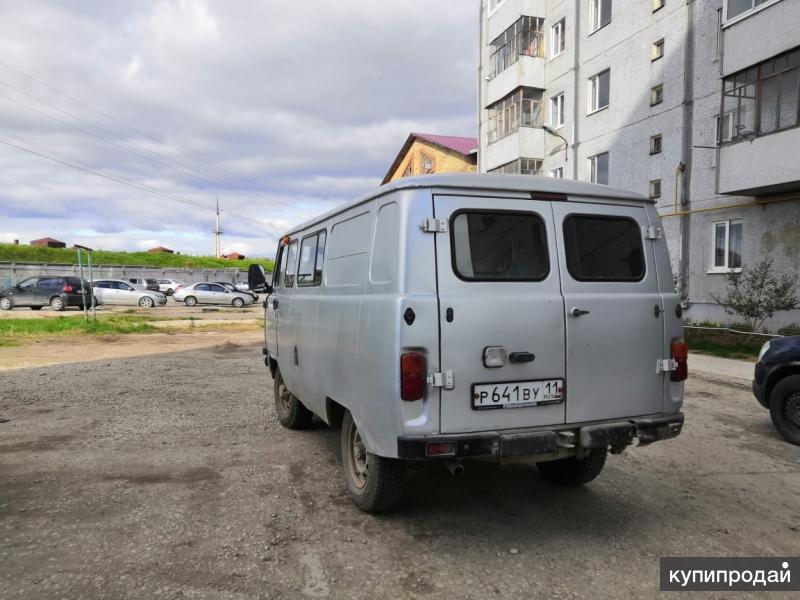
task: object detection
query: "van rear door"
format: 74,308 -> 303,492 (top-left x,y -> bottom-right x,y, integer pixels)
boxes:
551,202 -> 665,423
433,195 -> 566,434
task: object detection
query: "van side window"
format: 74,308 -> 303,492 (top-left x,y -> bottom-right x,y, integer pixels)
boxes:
283,241 -> 298,288
370,202 -> 398,283
563,215 -> 645,281
451,211 -> 549,281
273,244 -> 284,288
297,231 -> 326,287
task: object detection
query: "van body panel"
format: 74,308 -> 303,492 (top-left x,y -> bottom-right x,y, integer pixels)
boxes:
551,201 -> 665,423
433,195 -> 567,434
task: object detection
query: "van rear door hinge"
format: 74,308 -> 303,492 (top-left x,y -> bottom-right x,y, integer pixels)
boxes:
427,370 -> 454,390
643,226 -> 663,240
656,359 -> 678,374
421,218 -> 447,233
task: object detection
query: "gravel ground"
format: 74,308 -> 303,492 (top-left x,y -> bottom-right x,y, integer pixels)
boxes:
1,343 -> 799,599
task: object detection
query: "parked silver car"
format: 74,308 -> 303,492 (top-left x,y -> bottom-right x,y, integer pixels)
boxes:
172,282 -> 255,308
93,279 -> 167,308
157,279 -> 183,296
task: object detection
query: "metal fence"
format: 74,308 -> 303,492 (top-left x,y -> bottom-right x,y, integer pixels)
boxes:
0,261 -> 250,290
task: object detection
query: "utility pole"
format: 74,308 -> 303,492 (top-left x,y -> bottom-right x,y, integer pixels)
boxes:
214,197 -> 224,258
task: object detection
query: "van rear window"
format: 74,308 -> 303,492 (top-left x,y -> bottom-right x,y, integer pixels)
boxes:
451,211 -> 549,281
563,215 -> 645,281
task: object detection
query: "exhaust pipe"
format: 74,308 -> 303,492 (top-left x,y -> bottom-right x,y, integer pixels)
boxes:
445,461 -> 465,476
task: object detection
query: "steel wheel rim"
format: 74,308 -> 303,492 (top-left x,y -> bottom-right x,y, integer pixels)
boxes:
786,392 -> 800,429
276,380 -> 291,417
348,422 -> 368,489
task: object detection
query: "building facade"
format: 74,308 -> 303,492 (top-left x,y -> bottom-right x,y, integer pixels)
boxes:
478,0 -> 800,329
383,133 -> 477,184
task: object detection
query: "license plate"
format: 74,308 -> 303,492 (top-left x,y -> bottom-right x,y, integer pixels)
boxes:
472,379 -> 564,410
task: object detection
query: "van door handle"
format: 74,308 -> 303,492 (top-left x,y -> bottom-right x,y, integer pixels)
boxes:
272,299 -> 279,310
570,307 -> 590,317
509,352 -> 535,363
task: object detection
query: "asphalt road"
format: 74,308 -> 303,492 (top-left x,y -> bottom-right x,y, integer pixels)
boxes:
1,344 -> 799,599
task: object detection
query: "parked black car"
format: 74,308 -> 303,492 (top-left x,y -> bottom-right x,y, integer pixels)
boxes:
0,276 -> 91,311
753,335 -> 800,446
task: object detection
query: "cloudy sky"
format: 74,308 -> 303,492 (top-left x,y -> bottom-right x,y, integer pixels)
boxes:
0,1 -> 477,257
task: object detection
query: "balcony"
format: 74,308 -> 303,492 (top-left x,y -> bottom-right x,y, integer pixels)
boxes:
718,126 -> 800,195
487,55 -> 545,105
485,127 -> 546,172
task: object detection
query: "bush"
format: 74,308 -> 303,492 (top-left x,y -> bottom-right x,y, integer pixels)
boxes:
713,257 -> 799,333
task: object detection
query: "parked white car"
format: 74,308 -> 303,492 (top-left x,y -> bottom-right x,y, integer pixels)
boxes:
93,279 -> 167,308
172,282 -> 255,308
157,279 -> 183,296
249,174 -> 687,512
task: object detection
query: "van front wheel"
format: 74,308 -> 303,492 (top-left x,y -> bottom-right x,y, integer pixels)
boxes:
273,368 -> 313,429
341,411 -> 405,512
536,448 -> 607,486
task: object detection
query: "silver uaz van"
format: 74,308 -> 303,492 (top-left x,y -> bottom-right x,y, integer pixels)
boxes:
249,174 -> 686,512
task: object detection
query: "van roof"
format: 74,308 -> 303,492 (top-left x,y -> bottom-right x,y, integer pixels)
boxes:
285,173 -> 650,236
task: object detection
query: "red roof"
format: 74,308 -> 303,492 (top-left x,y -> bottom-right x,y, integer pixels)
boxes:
30,237 -> 65,244
413,133 -> 478,156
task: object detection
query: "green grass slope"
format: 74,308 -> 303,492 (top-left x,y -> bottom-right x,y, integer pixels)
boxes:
0,243 -> 273,271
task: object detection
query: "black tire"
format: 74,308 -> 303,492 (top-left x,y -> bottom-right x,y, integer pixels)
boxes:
769,375 -> 800,446
232,297 -> 244,308
184,296 -> 197,307
30,306 -> 42,311
536,448 -> 607,486
139,296 -> 154,308
0,297 -> 12,311
341,410 -> 405,512
273,368 -> 313,430
50,296 -> 65,312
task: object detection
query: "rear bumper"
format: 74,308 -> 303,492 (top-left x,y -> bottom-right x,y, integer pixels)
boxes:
397,413 -> 684,460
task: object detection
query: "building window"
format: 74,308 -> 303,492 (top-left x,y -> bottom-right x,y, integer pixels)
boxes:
722,48 -> 800,143
487,87 -> 544,143
550,166 -> 565,178
649,134 -> 663,155
653,0 -> 665,12
650,84 -> 663,106
712,220 -> 743,272
588,69 -> 610,113
649,179 -> 662,199
551,19 -> 566,57
489,158 -> 544,175
652,39 -> 665,61
420,153 -> 435,174
489,16 -> 545,76
716,112 -> 734,143
590,0 -> 612,32
550,93 -> 565,128
725,0 -> 773,22
588,152 -> 609,185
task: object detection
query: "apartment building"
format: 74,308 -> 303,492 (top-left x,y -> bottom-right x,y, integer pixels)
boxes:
478,0 -> 800,328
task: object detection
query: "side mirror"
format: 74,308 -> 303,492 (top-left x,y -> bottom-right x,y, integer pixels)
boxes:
248,264 -> 273,294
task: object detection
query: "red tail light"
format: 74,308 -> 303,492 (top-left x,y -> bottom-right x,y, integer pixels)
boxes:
62,284 -> 73,293
400,352 -> 426,401
671,339 -> 688,382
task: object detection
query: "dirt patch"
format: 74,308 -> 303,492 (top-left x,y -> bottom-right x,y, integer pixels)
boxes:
0,433 -> 74,453
102,466 -> 221,485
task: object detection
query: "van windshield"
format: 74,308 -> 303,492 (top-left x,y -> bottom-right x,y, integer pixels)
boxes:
451,211 -> 549,281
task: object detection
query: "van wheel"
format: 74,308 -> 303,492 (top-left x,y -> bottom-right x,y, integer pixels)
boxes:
341,411 -> 405,512
50,296 -> 65,312
273,368 -> 313,429
769,375 -> 800,446
184,296 -> 197,307
536,448 -> 607,486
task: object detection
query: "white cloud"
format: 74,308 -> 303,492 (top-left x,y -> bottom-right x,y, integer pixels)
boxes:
0,1 -> 477,255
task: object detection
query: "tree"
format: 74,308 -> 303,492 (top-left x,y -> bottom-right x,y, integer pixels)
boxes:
713,257 -> 800,332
